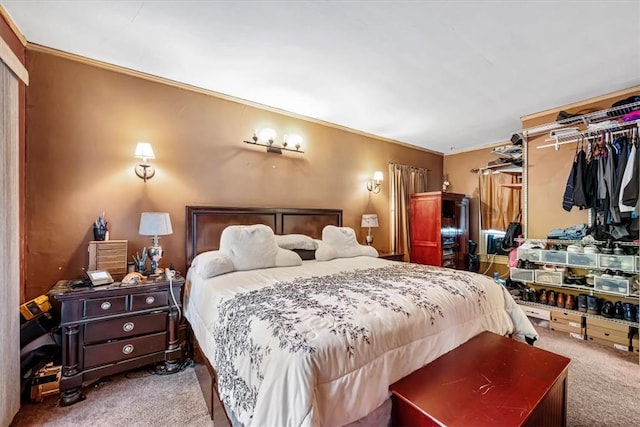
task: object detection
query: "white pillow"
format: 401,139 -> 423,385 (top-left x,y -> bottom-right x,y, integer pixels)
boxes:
191,250 -> 235,279
275,234 -> 319,250
220,224 -> 302,271
315,225 -> 379,261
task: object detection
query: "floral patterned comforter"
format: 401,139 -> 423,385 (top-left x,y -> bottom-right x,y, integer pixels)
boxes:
184,256 -> 537,427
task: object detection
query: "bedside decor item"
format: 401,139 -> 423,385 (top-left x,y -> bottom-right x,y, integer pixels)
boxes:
93,213 -> 108,241
134,142 -> 156,182
361,214 -> 379,245
366,171 -> 384,193
139,212 -> 173,274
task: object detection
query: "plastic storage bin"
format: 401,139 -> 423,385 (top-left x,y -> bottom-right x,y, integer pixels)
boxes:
534,269 -> 565,286
516,248 -> 541,262
510,268 -> 535,282
540,250 -> 568,265
567,252 -> 598,269
593,275 -> 631,295
598,254 -> 635,272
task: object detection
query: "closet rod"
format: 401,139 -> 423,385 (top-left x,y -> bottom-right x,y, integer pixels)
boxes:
536,120 -> 640,150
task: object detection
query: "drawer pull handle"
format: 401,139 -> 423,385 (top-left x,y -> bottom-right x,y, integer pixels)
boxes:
122,344 -> 134,355
145,296 -> 155,305
123,322 -> 135,332
101,301 -> 112,310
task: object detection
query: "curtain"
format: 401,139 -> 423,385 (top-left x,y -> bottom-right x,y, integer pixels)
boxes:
479,172 -> 521,230
0,58 -> 20,425
389,163 -> 429,260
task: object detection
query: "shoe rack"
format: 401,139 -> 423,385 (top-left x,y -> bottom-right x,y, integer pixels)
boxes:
511,239 -> 639,358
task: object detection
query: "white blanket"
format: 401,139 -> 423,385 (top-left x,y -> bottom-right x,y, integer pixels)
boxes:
184,257 -> 537,427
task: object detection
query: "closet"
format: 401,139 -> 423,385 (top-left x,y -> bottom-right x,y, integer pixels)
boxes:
512,98 -> 639,358
410,191 -> 469,270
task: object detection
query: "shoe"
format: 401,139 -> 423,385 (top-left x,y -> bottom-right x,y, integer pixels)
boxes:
622,303 -> 636,321
614,301 -> 625,319
578,294 -> 588,312
601,300 -> 614,318
529,288 -> 538,303
539,289 -> 548,304
565,294 -> 576,310
588,295 -> 601,315
548,290 -> 556,306
556,292 -> 565,309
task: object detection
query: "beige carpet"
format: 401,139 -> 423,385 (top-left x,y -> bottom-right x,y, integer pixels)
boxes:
11,327 -> 640,427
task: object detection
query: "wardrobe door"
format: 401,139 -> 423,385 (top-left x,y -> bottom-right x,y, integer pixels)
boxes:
410,193 -> 442,266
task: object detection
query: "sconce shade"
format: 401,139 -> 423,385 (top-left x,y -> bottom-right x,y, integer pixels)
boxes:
139,212 -> 173,237
361,214 -> 379,228
134,142 -> 156,182
134,142 -> 155,160
366,171 -> 383,193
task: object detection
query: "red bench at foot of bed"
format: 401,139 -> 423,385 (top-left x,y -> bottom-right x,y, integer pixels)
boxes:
390,331 -> 570,427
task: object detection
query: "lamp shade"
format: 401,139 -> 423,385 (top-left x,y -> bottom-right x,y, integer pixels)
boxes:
361,214 -> 379,228
372,171 -> 384,182
139,212 -> 173,236
134,142 -> 155,160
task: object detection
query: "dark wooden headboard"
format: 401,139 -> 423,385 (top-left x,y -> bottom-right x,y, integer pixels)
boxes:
185,206 -> 343,266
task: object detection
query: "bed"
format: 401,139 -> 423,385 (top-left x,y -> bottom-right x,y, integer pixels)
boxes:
183,206 -> 538,427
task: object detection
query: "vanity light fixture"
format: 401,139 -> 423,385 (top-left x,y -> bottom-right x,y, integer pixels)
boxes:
366,171 -> 384,193
244,129 -> 304,155
134,142 -> 156,182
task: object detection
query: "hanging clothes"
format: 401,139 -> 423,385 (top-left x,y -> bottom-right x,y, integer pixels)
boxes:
584,142 -> 600,209
562,152 -> 578,212
572,145 -> 588,209
621,130 -> 639,208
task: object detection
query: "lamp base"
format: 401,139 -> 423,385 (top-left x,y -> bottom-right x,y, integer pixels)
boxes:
365,232 -> 374,246
148,245 -> 163,274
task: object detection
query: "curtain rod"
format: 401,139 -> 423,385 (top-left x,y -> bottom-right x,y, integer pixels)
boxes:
388,161 -> 432,172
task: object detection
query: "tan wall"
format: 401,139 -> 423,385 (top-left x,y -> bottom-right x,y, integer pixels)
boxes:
445,86 -> 640,247
24,48 -> 443,300
443,145 -> 510,245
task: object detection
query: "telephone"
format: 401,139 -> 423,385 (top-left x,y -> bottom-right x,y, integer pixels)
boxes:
86,270 -> 114,287
122,272 -> 145,285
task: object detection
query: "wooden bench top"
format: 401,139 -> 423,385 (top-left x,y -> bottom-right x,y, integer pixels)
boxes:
390,331 -> 571,426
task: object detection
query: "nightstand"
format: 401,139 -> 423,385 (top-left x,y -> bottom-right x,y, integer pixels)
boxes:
47,275 -> 186,406
378,252 -> 405,261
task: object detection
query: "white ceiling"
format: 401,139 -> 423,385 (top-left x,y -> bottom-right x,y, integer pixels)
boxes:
3,1 -> 639,153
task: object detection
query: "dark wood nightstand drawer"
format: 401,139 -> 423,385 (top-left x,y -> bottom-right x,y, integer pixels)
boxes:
83,296 -> 128,318
84,331 -> 167,369
131,291 -> 167,311
379,252 -> 404,261
84,312 -> 167,344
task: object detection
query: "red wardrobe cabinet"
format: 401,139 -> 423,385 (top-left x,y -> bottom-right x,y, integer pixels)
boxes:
410,191 -> 469,270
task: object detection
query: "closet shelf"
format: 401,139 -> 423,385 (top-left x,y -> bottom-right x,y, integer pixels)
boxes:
518,100 -> 640,137
501,183 -> 523,189
537,118 -> 640,150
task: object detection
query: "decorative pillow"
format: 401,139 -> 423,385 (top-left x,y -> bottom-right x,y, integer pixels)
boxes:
315,225 -> 379,261
191,250 -> 235,279
274,234 -> 319,250
220,224 -> 302,271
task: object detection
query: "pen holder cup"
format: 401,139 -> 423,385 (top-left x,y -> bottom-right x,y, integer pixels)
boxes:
136,260 -> 147,275
93,225 -> 107,241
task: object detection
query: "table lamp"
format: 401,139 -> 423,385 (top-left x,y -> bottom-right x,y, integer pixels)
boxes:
139,212 -> 173,274
361,214 -> 379,246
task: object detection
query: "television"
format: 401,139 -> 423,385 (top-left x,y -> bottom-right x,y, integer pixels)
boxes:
481,230 -> 509,255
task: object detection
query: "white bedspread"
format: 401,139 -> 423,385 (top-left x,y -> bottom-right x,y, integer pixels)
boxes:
184,257 -> 537,427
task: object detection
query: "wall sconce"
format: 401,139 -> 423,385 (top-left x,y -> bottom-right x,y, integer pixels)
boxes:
134,142 -> 156,182
244,128 -> 304,155
366,171 -> 384,193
